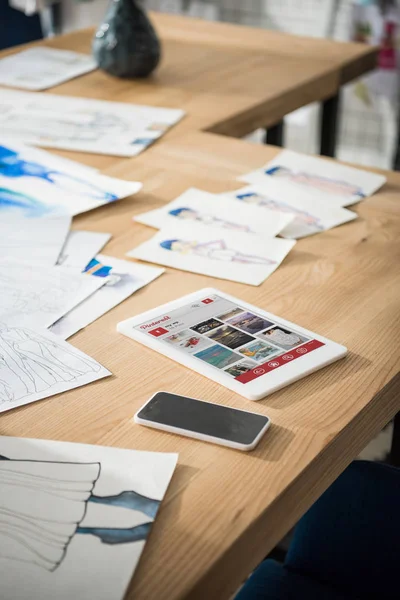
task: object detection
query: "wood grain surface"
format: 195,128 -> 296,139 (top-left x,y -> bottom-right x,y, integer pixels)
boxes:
0,15 -> 396,600
2,129 -> 399,599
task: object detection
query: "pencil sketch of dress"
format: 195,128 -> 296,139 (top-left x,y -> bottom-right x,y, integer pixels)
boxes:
0,323 -> 101,404
0,455 -> 160,572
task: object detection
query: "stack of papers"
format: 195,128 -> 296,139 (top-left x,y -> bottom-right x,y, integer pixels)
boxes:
129,188 -> 295,286
0,138 -> 165,413
129,151 -> 386,283
0,89 -> 185,157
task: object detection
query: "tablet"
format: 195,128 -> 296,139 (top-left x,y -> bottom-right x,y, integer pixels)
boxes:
117,288 -> 347,400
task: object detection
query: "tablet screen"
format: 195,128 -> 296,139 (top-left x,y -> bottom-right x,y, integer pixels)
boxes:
133,294 -> 324,384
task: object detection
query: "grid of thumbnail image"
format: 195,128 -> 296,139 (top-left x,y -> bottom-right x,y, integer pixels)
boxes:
161,303 -> 310,380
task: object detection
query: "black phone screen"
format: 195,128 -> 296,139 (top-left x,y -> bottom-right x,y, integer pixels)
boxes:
137,392 -> 269,445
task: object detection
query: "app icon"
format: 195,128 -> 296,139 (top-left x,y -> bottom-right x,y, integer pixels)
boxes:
148,327 -> 169,337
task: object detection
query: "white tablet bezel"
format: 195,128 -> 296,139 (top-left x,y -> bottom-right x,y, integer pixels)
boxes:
117,288 -> 347,400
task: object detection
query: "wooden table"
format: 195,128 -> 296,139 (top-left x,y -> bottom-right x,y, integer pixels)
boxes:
2,129 -> 400,599
0,12 -> 377,167
2,14 -> 398,600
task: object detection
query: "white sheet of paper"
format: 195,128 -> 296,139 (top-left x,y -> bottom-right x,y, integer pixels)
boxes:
57,231 -> 111,270
134,187 -> 294,237
0,48 -> 96,91
0,214 -> 71,265
0,324 -> 110,414
0,140 -> 141,217
0,261 -> 107,328
51,255 -> 164,339
0,436 -> 177,600
127,222 -> 295,286
0,89 -> 185,157
222,183 -> 357,239
239,149 -> 386,206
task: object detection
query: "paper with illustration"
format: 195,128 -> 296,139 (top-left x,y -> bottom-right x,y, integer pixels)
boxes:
0,140 -> 141,217
239,149 -> 386,207
0,436 -> 177,599
51,255 -> 164,339
0,214 -> 71,265
134,187 -> 293,237
127,222 -> 295,286
0,89 -> 185,157
0,260 -> 107,328
0,323 -> 110,413
57,231 -> 112,270
222,182 -> 357,239
0,47 -> 96,91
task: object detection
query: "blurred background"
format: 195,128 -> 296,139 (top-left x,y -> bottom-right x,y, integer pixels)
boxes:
36,0 -> 399,172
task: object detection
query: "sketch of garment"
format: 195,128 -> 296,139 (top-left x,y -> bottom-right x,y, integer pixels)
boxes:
161,239 -> 276,265
265,166 -> 366,199
167,207 -> 251,232
0,145 -> 117,202
236,192 -> 323,229
0,323 -> 106,406
0,456 -> 160,571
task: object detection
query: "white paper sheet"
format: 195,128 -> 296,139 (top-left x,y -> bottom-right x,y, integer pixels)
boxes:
0,89 -> 185,157
51,255 -> 164,339
0,214 -> 71,264
0,436 -> 177,600
0,140 -> 141,218
134,187 -> 294,237
57,231 -> 111,270
239,149 -> 386,207
0,48 -> 96,91
0,323 -> 110,413
127,222 -> 295,286
222,183 -> 357,239
0,261 -> 107,328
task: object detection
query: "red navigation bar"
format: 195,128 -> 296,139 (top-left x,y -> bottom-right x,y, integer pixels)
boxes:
235,339 -> 325,384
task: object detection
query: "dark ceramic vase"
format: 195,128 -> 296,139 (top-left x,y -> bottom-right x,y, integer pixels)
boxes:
93,0 -> 161,78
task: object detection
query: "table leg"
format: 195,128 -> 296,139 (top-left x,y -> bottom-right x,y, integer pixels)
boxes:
265,121 -> 284,147
320,93 -> 340,157
392,105 -> 400,170
389,412 -> 400,467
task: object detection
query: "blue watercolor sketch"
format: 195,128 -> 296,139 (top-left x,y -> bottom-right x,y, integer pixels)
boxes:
0,145 -> 118,205
0,187 -> 53,217
0,454 -> 159,571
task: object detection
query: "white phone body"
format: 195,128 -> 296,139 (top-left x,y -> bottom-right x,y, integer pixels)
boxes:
134,392 -> 271,451
118,288 -> 347,401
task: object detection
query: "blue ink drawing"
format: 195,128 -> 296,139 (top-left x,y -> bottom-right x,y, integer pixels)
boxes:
0,145 -> 118,203
0,186 -> 53,218
0,454 -> 160,571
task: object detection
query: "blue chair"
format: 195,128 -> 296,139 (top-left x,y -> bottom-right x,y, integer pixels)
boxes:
0,2 -> 43,51
235,460 -> 400,600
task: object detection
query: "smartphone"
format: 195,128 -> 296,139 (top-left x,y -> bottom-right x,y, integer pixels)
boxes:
134,391 -> 271,451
